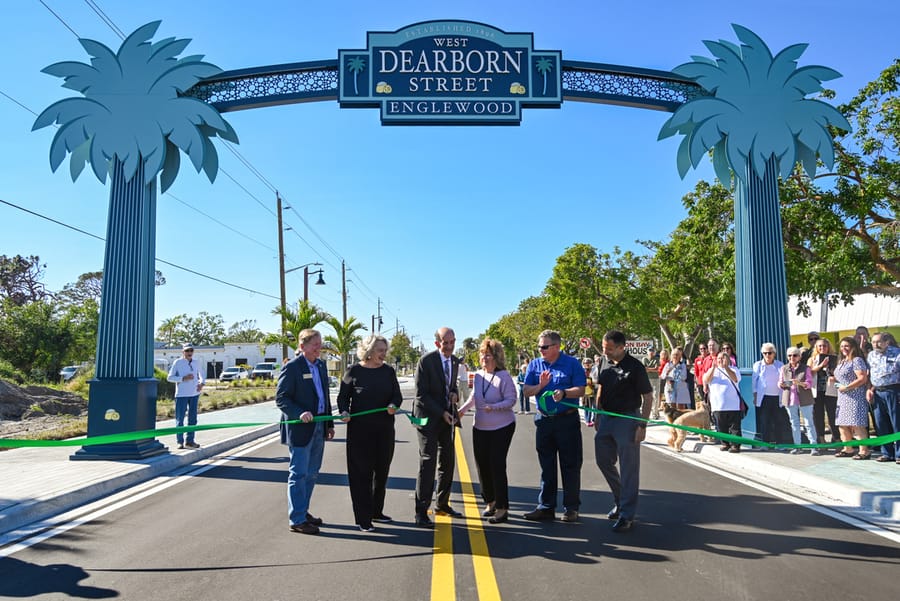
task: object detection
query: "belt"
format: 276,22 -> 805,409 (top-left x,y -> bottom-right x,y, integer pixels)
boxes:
874,383 -> 900,391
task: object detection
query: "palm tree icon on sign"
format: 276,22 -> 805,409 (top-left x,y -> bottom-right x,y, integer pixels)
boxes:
347,57 -> 366,95
535,57 -> 554,95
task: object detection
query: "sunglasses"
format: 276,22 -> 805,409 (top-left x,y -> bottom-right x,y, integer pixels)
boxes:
538,343 -> 558,351
762,351 -> 774,355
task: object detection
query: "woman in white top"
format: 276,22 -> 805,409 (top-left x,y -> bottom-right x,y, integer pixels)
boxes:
703,351 -> 743,453
660,347 -> 691,410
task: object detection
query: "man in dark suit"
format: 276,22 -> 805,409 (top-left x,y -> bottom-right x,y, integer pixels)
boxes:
413,326 -> 462,528
276,329 -> 335,535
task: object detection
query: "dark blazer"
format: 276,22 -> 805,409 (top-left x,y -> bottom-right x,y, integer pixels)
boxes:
414,350 -> 459,426
276,355 -> 333,448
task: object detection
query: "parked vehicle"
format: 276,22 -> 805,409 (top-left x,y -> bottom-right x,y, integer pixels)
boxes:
59,365 -> 81,382
329,375 -> 338,388
220,366 -> 250,381
251,362 -> 278,380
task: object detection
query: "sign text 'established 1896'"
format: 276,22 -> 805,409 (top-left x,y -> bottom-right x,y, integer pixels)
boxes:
338,20 -> 562,125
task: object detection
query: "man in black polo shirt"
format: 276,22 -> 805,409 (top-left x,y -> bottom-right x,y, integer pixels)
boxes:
594,330 -> 654,533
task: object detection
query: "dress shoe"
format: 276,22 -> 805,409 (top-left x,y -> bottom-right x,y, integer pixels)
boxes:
415,513 -> 434,528
358,523 -> 375,532
184,441 -> 200,449
289,521 -> 320,535
305,513 -> 323,526
372,514 -> 393,523
434,505 -> 462,517
488,509 -> 509,524
561,510 -> 579,523
728,446 -> 740,453
483,503 -> 496,517
607,506 -> 620,520
611,517 -> 634,533
523,507 -> 555,521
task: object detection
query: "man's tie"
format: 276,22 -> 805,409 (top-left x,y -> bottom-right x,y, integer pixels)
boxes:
443,358 -> 451,404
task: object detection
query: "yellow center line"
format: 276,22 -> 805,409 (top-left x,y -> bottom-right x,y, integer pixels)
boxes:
431,505 -> 455,599
454,433 -> 502,601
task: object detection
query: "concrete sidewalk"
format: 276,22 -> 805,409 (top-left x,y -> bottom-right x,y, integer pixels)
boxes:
642,423 -> 900,532
2,400 -> 899,541
0,401 -> 282,536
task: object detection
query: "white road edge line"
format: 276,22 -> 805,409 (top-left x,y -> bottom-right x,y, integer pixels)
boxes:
0,434 -> 279,556
644,443 -> 900,545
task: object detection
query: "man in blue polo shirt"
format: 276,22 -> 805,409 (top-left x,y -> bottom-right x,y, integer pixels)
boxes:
594,330 -> 654,533
522,330 -> 586,522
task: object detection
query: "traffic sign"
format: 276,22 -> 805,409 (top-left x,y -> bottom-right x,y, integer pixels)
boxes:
579,337 -> 591,349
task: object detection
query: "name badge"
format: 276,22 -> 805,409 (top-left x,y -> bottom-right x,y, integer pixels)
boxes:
303,373 -> 313,379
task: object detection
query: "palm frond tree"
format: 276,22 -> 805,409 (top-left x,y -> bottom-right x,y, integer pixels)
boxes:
347,57 -> 366,96
268,300 -> 332,352
535,57 -> 553,96
324,316 -> 367,374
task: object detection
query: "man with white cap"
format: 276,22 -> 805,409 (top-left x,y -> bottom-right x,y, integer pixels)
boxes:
167,343 -> 205,449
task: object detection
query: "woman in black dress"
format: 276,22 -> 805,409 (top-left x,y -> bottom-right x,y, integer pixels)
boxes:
337,334 -> 402,532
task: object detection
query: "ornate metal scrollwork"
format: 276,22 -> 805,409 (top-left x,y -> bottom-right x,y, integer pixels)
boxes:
561,62 -> 706,111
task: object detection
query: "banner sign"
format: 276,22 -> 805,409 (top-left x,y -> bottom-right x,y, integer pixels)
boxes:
625,340 -> 655,356
338,20 -> 562,125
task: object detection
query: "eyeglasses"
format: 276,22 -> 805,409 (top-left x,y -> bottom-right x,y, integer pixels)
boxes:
872,339 -> 885,345
538,343 -> 558,351
788,354 -> 800,358
723,346 -> 732,350
762,351 -> 774,355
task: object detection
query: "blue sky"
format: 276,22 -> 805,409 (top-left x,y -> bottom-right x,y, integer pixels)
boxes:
1,0 -> 897,351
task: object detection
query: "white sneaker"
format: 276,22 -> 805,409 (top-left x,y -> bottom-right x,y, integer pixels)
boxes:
790,449 -> 801,455
810,449 -> 822,456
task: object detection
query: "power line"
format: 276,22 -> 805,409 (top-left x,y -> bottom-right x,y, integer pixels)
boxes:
0,198 -> 280,301
37,0 -> 80,38
82,0 -> 125,40
164,192 -> 275,253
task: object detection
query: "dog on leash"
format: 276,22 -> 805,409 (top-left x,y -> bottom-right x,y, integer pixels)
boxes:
663,401 -> 711,451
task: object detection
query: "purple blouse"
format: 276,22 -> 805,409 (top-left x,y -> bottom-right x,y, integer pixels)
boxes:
458,369 -> 517,431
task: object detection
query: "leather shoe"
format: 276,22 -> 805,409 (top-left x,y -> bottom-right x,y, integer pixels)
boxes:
305,513 -> 323,526
434,505 -> 462,517
523,507 -> 555,521
561,510 -> 578,522
415,513 -> 434,528
289,521 -> 320,535
372,514 -> 393,523
488,509 -> 508,524
607,506 -> 620,520
611,517 -> 634,533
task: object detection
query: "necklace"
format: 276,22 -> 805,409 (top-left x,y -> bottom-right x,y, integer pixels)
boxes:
480,371 -> 496,398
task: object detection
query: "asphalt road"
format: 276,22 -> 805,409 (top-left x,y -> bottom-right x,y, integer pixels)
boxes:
2,383 -> 899,601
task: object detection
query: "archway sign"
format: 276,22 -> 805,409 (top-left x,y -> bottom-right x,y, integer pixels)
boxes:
34,20 -> 848,459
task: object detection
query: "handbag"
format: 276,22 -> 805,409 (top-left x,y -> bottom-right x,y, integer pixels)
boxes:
720,368 -> 749,418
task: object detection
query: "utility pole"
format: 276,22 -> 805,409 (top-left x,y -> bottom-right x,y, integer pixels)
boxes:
341,260 -> 347,323
276,192 -> 288,361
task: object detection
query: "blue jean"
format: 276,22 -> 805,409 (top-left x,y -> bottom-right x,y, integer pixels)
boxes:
786,404 -> 818,446
872,387 -> 899,460
594,413 -> 642,520
535,411 -> 582,511
174,395 -> 199,444
287,422 -> 325,525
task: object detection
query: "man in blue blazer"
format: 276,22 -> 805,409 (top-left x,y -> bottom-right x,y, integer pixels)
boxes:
413,326 -> 462,528
276,329 -> 335,534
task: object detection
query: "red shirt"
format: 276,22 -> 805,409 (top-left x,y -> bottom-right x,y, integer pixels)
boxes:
694,354 -> 707,381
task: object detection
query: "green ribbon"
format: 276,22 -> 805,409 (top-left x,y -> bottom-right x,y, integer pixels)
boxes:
538,392 -> 900,450
0,405 -> 426,449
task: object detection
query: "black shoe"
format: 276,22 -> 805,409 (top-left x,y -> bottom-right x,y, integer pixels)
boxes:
523,507 -> 555,521
184,441 -> 200,449
289,521 -> 320,535
611,517 -> 634,533
305,513 -> 323,526
415,513 -> 434,528
372,514 -> 393,523
358,523 -> 375,532
607,506 -> 620,520
488,509 -> 509,524
434,505 -> 462,517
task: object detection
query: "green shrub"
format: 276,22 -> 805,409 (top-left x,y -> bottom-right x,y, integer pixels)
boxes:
0,359 -> 26,384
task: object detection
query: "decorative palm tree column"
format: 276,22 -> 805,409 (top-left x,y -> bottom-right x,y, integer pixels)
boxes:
734,157 -> 791,364
33,21 -> 239,460
658,25 -> 850,437
72,161 -> 164,459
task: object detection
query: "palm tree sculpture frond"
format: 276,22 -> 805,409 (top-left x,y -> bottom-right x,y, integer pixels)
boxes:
33,20 -> 238,193
32,21 -> 239,458
347,57 -> 366,96
659,24 -> 850,187
657,24 -> 851,369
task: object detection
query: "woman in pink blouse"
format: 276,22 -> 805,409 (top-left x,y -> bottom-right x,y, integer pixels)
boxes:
458,338 -> 518,523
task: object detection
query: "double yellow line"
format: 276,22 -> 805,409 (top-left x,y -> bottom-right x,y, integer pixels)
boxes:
430,435 -> 502,601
